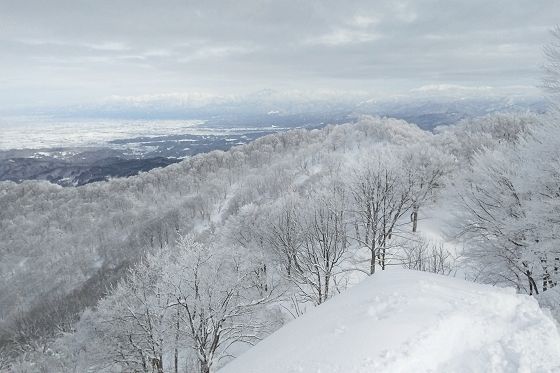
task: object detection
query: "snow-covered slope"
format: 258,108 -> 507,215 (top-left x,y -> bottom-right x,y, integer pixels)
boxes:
219,270 -> 560,373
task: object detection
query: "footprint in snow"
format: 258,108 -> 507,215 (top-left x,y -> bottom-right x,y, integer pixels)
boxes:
367,295 -> 407,320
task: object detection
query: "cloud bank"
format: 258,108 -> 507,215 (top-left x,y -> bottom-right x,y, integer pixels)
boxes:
1,0 -> 558,110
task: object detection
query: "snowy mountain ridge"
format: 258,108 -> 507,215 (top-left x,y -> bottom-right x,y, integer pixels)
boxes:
220,270 -> 560,373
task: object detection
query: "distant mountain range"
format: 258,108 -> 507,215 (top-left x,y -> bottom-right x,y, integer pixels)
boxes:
7,89 -> 546,129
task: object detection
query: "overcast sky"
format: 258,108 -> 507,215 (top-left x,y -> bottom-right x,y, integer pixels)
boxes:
1,0 -> 559,110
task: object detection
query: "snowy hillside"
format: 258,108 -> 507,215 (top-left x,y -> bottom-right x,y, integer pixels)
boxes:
219,270 -> 560,373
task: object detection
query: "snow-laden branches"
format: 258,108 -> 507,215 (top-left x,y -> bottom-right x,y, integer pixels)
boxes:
83,236 -> 278,373
455,122 -> 560,296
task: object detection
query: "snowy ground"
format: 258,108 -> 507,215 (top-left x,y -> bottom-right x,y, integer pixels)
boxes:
219,270 -> 560,373
0,117 -> 198,149
0,117 -> 287,150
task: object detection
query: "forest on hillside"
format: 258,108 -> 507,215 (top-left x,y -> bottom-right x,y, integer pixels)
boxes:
3,106 -> 559,372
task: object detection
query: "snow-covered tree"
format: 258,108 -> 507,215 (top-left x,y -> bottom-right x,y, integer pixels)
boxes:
454,122 -> 560,296
165,235 -> 275,373
91,252 -> 172,372
434,113 -> 539,163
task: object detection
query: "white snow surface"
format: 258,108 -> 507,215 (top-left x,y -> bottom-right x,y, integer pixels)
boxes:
219,270 -> 560,373
0,117 -> 287,150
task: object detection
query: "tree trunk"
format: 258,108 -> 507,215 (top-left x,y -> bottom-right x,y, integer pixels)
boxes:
200,361 -> 210,373
151,357 -> 164,373
527,269 -> 539,295
370,247 -> 376,275
411,205 -> 418,233
174,307 -> 180,373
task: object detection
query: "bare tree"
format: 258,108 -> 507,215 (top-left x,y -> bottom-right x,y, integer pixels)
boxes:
398,238 -> 457,276
403,144 -> 451,233
265,188 -> 349,306
351,158 -> 415,274
265,199 -> 305,278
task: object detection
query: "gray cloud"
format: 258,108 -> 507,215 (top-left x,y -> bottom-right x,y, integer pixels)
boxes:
0,0 -> 558,110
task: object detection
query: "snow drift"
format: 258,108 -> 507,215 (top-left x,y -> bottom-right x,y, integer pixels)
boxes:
219,270 -> 560,373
